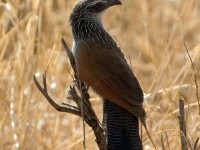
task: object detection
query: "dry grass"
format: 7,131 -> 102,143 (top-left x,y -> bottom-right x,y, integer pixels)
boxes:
0,0 -> 200,149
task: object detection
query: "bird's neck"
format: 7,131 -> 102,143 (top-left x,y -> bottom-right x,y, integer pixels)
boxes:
71,18 -> 103,39
70,15 -> 117,47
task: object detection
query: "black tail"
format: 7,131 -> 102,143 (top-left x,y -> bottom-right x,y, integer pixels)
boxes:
103,99 -> 142,150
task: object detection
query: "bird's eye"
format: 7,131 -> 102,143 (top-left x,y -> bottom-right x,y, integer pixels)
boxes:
95,2 -> 103,10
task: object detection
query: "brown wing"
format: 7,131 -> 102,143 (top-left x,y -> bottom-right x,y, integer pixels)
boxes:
75,38 -> 145,118
91,49 -> 144,105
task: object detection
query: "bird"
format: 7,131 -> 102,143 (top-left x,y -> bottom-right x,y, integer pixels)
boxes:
69,0 -> 146,149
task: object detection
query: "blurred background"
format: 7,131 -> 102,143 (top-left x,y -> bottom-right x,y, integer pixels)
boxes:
0,0 -> 200,149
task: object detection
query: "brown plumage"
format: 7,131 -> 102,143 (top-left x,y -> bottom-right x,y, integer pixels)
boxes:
75,37 -> 146,119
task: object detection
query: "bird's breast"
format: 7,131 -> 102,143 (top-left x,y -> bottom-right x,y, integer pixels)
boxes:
72,40 -> 100,86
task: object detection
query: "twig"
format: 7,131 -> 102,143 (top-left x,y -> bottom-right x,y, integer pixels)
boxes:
33,73 -> 81,117
178,98 -> 187,150
184,44 -> 200,115
61,38 -> 77,78
62,102 -> 79,111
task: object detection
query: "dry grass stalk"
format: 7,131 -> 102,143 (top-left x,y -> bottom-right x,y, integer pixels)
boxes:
184,44 -> 200,115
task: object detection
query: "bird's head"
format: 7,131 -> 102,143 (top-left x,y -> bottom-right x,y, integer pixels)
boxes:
70,0 -> 122,24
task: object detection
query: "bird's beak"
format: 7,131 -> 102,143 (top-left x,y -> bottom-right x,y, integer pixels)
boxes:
107,0 -> 122,7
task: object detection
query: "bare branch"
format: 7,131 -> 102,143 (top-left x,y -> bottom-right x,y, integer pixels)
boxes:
62,102 -> 79,111
61,38 -> 77,78
33,74 -> 81,117
178,98 -> 187,150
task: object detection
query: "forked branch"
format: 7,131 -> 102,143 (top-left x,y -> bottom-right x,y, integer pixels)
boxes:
33,72 -> 81,116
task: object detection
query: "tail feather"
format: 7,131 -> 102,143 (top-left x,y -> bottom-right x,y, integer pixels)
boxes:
103,99 -> 142,150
